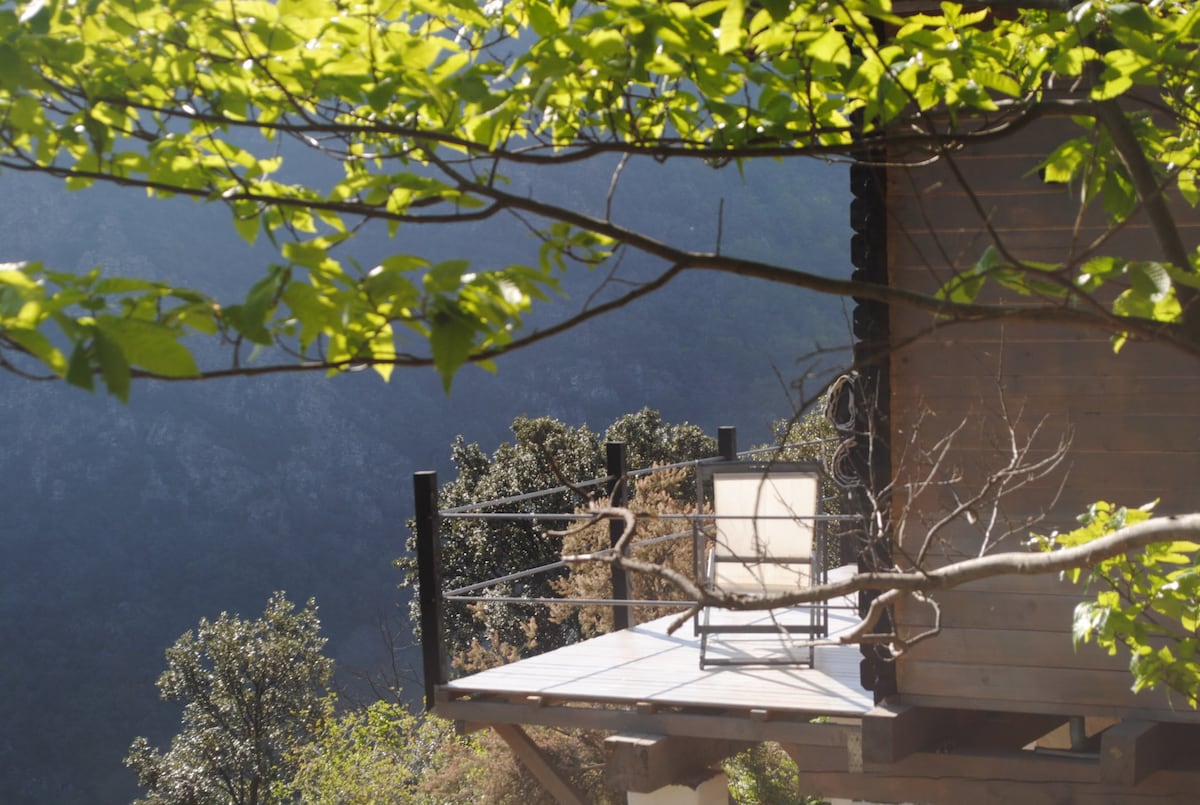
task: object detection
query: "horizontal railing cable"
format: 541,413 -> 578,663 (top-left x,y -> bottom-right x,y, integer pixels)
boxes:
736,439 -> 839,458
642,512 -> 861,522
624,453 -> 728,478
443,558 -> 571,596
443,595 -> 862,611
442,528 -> 696,596
623,527 -> 693,548
438,476 -> 613,514
439,439 -> 839,514
622,439 -> 839,480
434,438 -> 861,617
440,511 -> 588,521
444,595 -> 699,608
442,511 -> 863,522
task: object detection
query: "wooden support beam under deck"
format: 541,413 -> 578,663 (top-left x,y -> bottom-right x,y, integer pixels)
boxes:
790,745 -> 1200,805
1099,719 -> 1167,786
956,711 -> 1068,753
491,723 -> 588,805
438,688 -> 857,747
793,765 -> 1200,805
860,701 -> 968,764
605,733 -> 751,793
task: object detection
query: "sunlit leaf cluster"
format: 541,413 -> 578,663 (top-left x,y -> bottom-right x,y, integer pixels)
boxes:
289,698 -> 472,804
2,0 -> 1200,391
1037,501 -> 1200,706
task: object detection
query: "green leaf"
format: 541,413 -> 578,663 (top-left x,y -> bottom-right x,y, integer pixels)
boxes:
224,269 -> 287,345
808,30 -> 850,68
18,0 -> 47,25
718,0 -> 744,55
368,322 -> 396,382
759,0 -> 789,22
19,0 -> 50,33
1039,138 -> 1089,184
0,264 -> 40,290
94,277 -> 162,294
6,328 -> 67,375
974,70 -> 1020,99
65,343 -> 95,391
1129,262 -> 1171,300
527,2 -> 561,37
424,260 -> 472,294
582,29 -> 626,60
428,308 -> 473,392
1077,256 -> 1122,292
93,328 -> 131,401
938,273 -> 984,304
1072,601 -> 1101,648
232,202 -> 261,245
95,316 -> 199,377
1114,262 -> 1181,322
1108,3 -> 1158,36
1091,73 -> 1133,101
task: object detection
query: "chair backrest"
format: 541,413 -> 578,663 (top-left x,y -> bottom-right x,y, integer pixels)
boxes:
706,464 -> 821,593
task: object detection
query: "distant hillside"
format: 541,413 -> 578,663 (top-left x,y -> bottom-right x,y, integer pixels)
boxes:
0,154 -> 848,804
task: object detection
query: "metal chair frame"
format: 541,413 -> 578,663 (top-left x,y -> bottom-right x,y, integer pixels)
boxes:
693,461 -> 828,668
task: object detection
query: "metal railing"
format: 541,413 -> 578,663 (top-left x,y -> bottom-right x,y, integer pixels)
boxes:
414,425 -> 856,709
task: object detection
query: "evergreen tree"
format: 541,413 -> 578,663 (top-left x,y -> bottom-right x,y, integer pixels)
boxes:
125,593 -> 333,805
403,408 -> 715,661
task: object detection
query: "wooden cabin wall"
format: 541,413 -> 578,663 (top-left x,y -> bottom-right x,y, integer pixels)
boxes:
885,115 -> 1200,722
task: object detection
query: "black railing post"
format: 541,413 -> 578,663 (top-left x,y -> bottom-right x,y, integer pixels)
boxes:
718,426 -> 737,461
694,426 -> 739,620
414,471 -> 447,712
606,441 -> 632,630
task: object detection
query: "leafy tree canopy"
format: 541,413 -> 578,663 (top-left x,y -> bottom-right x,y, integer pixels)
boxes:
1037,502 -> 1200,706
291,697 -> 628,805
1,0 -> 1198,396
403,408 -> 715,659
125,592 -> 333,805
288,698 -> 469,805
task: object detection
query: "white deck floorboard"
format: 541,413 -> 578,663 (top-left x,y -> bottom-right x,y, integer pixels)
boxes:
445,584 -> 872,717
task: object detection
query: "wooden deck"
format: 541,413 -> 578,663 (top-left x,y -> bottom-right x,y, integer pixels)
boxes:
434,578 -> 1200,804
439,589 -> 872,729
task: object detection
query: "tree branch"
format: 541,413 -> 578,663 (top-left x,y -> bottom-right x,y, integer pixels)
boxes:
565,510 -> 1200,634
459,177 -> 1200,357
1092,98 -> 1200,331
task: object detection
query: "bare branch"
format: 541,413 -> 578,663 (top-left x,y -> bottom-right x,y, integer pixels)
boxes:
457,175 -> 1200,355
564,507 -> 1200,638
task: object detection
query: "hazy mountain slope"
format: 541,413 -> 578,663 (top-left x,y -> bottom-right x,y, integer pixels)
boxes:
0,156 -> 848,804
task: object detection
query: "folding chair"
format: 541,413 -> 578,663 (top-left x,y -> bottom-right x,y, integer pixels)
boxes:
694,461 -> 828,668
